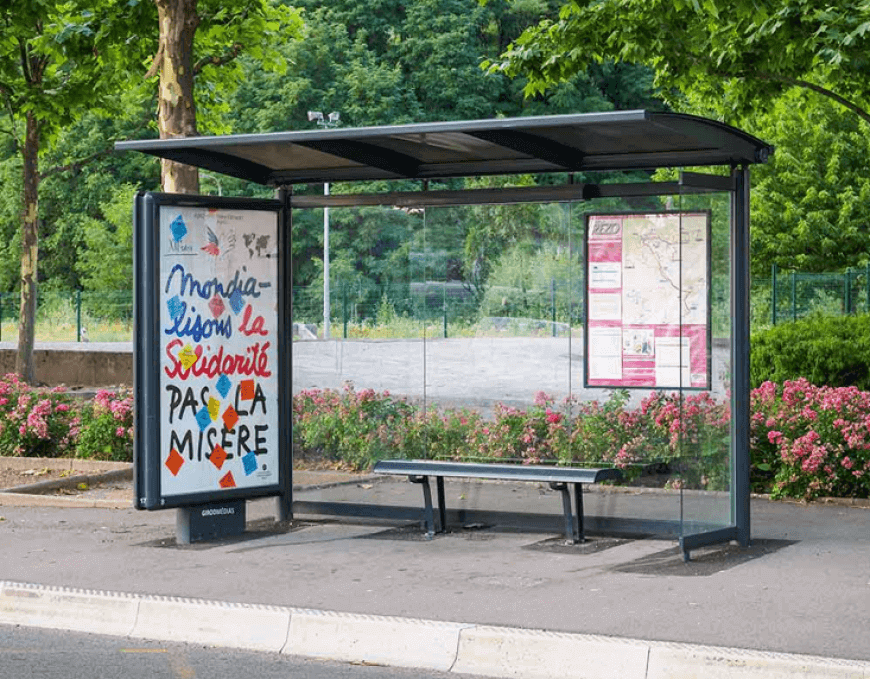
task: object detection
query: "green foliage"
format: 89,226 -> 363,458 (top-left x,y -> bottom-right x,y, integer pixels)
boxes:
0,1 -> 154,144
751,379 -> 870,500
189,0 -> 304,134
750,314 -> 870,390
74,389 -> 134,462
479,242 -> 581,324
491,0 -> 870,125
76,184 -> 137,291
749,93 -> 870,276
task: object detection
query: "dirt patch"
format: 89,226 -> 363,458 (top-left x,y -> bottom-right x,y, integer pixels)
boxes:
0,464 -> 78,490
0,457 -> 129,491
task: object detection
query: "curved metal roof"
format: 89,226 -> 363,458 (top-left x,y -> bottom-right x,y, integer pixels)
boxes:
115,110 -> 772,186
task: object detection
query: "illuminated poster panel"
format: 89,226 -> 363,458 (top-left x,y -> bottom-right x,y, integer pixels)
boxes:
134,193 -> 286,509
584,212 -> 711,389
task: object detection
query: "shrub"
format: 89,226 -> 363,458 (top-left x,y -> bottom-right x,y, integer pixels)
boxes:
751,314 -> 870,390
75,389 -> 134,461
750,379 -> 870,500
291,386 -> 732,490
292,384 -> 416,469
0,374 -> 78,457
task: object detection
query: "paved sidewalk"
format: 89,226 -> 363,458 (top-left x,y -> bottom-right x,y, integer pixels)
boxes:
1,470 -> 869,678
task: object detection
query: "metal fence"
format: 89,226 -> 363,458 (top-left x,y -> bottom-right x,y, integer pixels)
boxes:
291,280 -> 583,339
753,264 -> 870,328
0,267 -> 866,343
0,290 -> 133,342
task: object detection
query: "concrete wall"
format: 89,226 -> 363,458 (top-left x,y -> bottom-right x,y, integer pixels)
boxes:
0,342 -> 132,388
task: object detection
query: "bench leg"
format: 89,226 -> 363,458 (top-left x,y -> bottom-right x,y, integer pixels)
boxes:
409,475 -> 436,539
551,482 -> 579,543
436,476 -> 446,534
574,482 -> 585,543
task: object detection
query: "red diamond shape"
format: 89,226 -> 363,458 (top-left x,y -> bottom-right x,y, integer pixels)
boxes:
239,379 -> 255,400
222,405 -> 239,431
219,471 -> 236,488
165,448 -> 184,476
208,295 -> 225,318
209,444 -> 228,470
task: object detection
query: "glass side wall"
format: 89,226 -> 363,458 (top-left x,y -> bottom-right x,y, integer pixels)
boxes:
290,179 -> 736,537
291,205 -> 426,487
419,201 -> 578,450
677,180 -> 734,536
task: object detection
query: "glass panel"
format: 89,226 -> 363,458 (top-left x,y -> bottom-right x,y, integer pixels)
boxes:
289,175 -> 737,539
292,204 -> 425,509
677,177 -> 733,536
578,191 -> 684,531
420,201 -> 577,458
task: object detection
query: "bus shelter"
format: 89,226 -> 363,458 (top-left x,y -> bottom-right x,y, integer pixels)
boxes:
117,111 -> 772,556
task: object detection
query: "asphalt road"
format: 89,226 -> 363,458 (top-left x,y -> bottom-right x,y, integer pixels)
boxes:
0,624 -> 495,679
292,336 -> 731,411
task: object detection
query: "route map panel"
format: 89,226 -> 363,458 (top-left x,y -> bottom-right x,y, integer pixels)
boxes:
585,212 -> 711,390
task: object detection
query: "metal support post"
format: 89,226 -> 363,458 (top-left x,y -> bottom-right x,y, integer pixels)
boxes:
732,166 -> 751,548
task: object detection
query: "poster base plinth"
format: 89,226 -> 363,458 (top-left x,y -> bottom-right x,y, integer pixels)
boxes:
176,499 -> 246,544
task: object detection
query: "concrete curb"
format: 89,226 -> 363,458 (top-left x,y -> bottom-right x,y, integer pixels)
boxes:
2,466 -> 132,495
0,581 -> 868,678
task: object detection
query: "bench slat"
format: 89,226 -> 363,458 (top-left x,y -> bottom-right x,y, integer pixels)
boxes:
372,460 -> 622,484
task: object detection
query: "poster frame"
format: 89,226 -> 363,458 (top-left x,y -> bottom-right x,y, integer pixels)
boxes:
134,191 -> 290,510
583,209 -> 713,391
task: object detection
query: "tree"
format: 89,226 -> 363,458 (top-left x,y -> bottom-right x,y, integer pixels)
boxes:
0,1 -> 152,382
146,0 -> 303,193
748,92 -> 870,275
489,0 -> 870,126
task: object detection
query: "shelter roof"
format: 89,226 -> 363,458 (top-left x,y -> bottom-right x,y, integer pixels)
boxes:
115,110 -> 772,186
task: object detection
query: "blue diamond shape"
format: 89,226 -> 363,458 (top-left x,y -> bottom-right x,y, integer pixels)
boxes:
242,452 -> 258,476
195,407 -> 212,432
229,289 -> 245,314
166,295 -> 184,321
216,374 -> 232,399
170,214 -> 187,242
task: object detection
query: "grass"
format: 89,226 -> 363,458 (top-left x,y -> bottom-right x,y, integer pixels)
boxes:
0,319 -> 132,343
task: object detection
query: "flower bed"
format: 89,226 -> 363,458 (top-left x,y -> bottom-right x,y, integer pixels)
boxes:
0,374 -> 132,461
295,381 -> 870,501
750,378 -> 870,500
5,370 -> 868,502
293,384 -> 732,491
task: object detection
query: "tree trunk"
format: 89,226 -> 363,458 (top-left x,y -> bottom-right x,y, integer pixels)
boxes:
154,0 -> 200,193
16,110 -> 39,384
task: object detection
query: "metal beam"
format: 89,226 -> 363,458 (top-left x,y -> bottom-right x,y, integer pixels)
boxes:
284,180 -> 731,209
136,147 -> 274,185
294,139 -> 421,178
467,129 -> 584,170
680,171 -> 735,192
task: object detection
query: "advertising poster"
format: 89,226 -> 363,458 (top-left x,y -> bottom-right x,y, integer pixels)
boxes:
585,212 -> 711,389
158,204 -> 280,498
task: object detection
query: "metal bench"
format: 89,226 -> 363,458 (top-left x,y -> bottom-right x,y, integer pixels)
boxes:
372,460 -> 623,543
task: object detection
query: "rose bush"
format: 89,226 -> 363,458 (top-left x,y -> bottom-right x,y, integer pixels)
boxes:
292,385 -> 732,490
750,378 -> 870,500
3,370 -> 868,501
0,376 -> 133,461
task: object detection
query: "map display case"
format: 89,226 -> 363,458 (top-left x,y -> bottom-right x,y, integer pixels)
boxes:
585,211 -> 711,390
